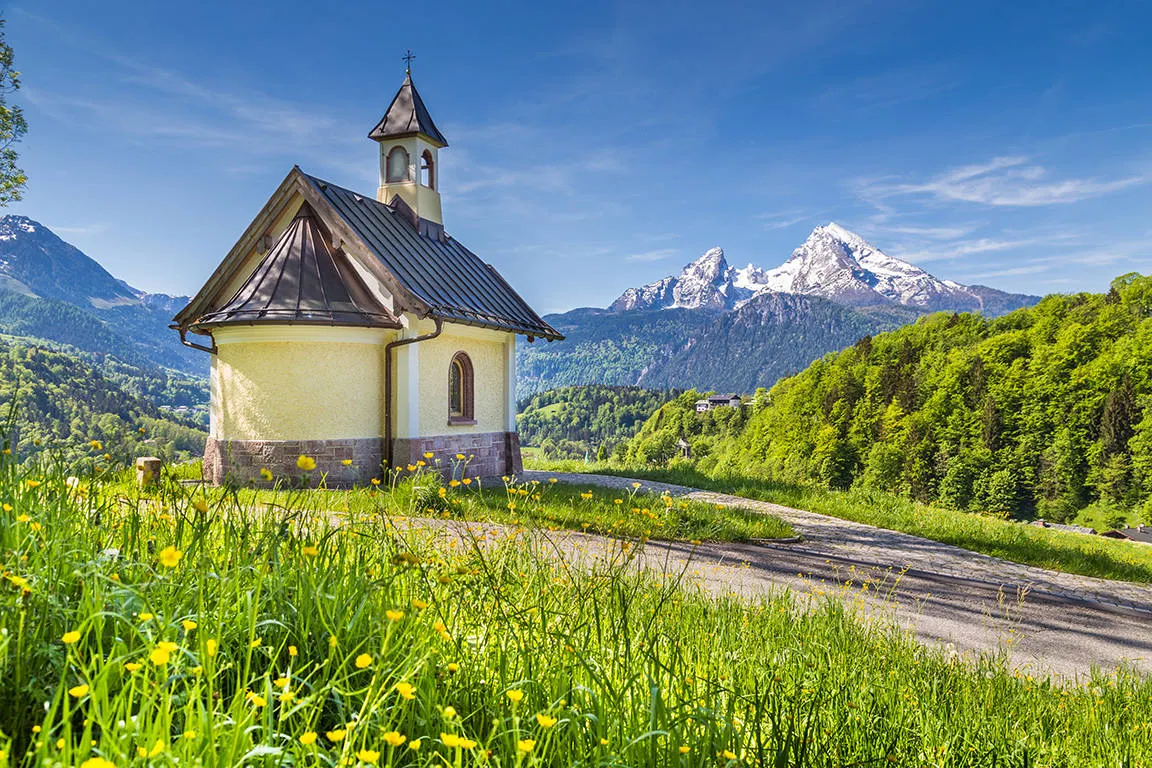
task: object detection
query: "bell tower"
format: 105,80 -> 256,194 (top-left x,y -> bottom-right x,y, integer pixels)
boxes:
368,55 -> 448,226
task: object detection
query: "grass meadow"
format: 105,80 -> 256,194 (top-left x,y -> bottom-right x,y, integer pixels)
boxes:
528,459 -> 1152,585
0,453 -> 1150,766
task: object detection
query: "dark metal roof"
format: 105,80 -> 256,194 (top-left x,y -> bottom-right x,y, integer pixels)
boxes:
193,205 -> 400,329
368,73 -> 448,147
304,173 -> 562,341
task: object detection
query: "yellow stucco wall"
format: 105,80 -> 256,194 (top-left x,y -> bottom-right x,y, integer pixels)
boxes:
211,326 -> 393,441
415,324 -> 509,437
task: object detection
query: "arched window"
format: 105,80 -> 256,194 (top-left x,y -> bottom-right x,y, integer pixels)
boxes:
420,150 -> 435,189
386,146 -> 409,182
448,351 -> 474,424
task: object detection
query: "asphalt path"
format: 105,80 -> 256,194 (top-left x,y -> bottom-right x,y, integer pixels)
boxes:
518,471 -> 1152,679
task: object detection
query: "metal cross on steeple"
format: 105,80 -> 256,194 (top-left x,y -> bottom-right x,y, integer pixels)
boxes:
402,49 -> 416,74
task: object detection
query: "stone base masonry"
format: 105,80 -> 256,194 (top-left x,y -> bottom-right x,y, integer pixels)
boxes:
203,431 -> 522,487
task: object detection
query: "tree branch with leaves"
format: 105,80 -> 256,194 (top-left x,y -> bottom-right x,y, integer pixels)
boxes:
0,14 -> 27,205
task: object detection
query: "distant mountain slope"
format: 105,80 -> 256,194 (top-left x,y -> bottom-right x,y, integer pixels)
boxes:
0,216 -> 202,374
0,336 -> 206,465
516,385 -> 679,459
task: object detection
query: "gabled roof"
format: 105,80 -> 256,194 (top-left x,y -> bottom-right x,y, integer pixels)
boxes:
193,204 -> 399,329
304,173 -> 561,340
173,167 -> 562,342
368,73 -> 448,147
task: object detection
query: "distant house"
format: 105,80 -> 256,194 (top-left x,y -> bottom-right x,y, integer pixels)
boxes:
1101,525 -> 1152,545
695,393 -> 743,413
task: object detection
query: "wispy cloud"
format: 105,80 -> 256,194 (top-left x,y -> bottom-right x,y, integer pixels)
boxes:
755,210 -> 821,231
625,248 -> 679,263
890,233 -> 1078,264
48,222 -> 111,236
859,156 -> 1146,207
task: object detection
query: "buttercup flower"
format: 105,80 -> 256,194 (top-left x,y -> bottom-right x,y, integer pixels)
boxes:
182,620 -> 197,631
518,739 -> 535,753
299,732 -> 317,745
386,609 -> 404,622
441,733 -> 462,748
149,647 -> 170,665
395,681 -> 416,699
342,459 -> 353,466
125,662 -> 142,672
157,546 -> 182,568
355,653 -> 373,669
535,713 -> 557,728
68,684 -> 89,698
358,749 -> 381,764
408,739 -> 422,751
302,544 -> 319,557
383,731 -> 407,747
206,639 -> 218,657
506,689 -> 524,704
62,631 -> 81,644
326,730 -> 346,742
297,455 -> 317,472
259,467 -> 273,481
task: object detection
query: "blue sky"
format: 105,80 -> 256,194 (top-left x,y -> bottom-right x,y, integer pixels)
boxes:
8,1 -> 1152,313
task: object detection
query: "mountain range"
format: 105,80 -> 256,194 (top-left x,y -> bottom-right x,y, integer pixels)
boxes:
519,223 -> 1039,397
0,215 -> 203,375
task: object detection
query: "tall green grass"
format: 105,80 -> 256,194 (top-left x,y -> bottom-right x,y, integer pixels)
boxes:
530,460 -> 1152,584
1,455 -> 1150,766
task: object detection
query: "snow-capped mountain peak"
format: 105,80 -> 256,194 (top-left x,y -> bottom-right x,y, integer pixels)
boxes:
610,223 -> 1038,314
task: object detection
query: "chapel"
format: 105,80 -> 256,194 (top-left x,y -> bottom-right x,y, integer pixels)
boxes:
172,66 -> 562,485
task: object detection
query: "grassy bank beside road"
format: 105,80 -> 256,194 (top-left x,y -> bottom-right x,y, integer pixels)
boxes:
526,459 -> 1152,584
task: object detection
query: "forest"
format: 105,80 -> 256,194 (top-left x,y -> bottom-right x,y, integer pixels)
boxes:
0,338 -> 206,466
515,385 -> 678,460
625,274 -> 1152,528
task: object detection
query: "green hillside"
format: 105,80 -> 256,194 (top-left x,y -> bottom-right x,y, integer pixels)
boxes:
516,385 -> 679,459
627,274 -> 1152,527
0,337 -> 206,466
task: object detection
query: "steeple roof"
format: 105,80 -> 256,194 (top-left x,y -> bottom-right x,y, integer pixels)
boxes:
193,204 -> 399,329
368,73 -> 448,147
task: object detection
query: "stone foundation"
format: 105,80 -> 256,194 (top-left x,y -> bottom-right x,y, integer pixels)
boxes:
204,437 -> 383,487
391,431 -> 522,479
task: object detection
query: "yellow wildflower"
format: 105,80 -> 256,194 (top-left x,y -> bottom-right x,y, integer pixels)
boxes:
447,662 -> 460,673
138,613 -> 155,622
459,738 -> 477,749
408,739 -> 422,751
423,451 -> 435,459
183,730 -> 196,740
62,631 -> 81,644
438,487 -> 447,498
722,750 -> 737,760
247,692 -> 267,708
193,499 -> 208,513
518,739 -> 535,753
296,455 -> 317,471
355,653 -> 373,669
535,713 -> 557,728
148,740 -> 165,757
302,544 -> 319,557
149,647 -> 170,665
182,620 -> 197,631
125,662 -> 142,672
289,645 -> 298,657
24,479 -> 41,489
259,467 -> 273,481
326,730 -> 346,742
206,638 -> 218,657
411,598 -> 429,609
679,745 -> 691,754
278,691 -> 294,703
386,609 -> 404,622
358,749 -> 381,764
600,738 -> 609,746
462,477 -> 472,485
80,758 -> 116,768
441,733 -> 462,748
250,638 -> 262,648
383,731 -> 407,747
299,732 -> 317,745
395,681 -> 416,700
157,546 -> 182,568
16,513 -> 29,522
371,478 -> 381,486
506,689 -> 524,704
90,440 -> 103,450
68,684 -> 89,698
329,635 -> 338,648
274,676 -> 290,688
341,459 -> 353,466
455,453 -> 465,460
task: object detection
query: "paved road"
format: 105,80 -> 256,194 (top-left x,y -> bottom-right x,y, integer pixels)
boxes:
517,471 -> 1152,679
